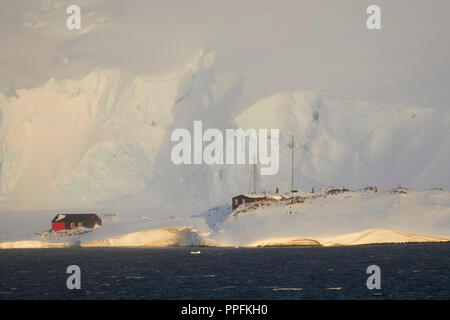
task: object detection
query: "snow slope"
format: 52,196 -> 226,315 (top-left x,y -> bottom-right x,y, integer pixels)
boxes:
318,228 -> 450,247
247,229 -> 450,247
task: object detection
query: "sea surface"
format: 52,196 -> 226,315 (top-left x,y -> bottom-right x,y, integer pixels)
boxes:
0,243 -> 449,299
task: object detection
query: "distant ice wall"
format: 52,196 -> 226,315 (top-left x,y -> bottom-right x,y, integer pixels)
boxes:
0,50 -> 449,214
234,91 -> 450,193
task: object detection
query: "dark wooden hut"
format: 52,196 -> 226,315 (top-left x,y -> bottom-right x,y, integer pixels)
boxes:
232,194 -> 267,210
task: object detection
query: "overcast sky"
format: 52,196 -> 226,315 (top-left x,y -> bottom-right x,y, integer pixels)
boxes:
0,0 -> 449,109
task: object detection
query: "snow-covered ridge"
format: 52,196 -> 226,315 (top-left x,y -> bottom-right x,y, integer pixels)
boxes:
318,228 -> 450,247
249,229 -> 450,247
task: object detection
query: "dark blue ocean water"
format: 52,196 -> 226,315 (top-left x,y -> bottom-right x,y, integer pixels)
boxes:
0,243 -> 449,299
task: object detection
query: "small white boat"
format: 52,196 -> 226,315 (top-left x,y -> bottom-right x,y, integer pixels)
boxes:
190,250 -> 201,255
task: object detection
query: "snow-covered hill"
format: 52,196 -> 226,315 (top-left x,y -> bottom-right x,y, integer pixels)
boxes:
1,188 -> 449,248
0,50 -> 449,216
208,188 -> 450,246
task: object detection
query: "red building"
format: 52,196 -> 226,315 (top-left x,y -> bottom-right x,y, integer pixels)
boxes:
232,194 -> 267,210
52,213 -> 102,231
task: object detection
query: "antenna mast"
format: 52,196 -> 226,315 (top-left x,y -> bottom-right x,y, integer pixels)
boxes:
253,163 -> 257,194
291,134 -> 294,193
249,156 -> 259,194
